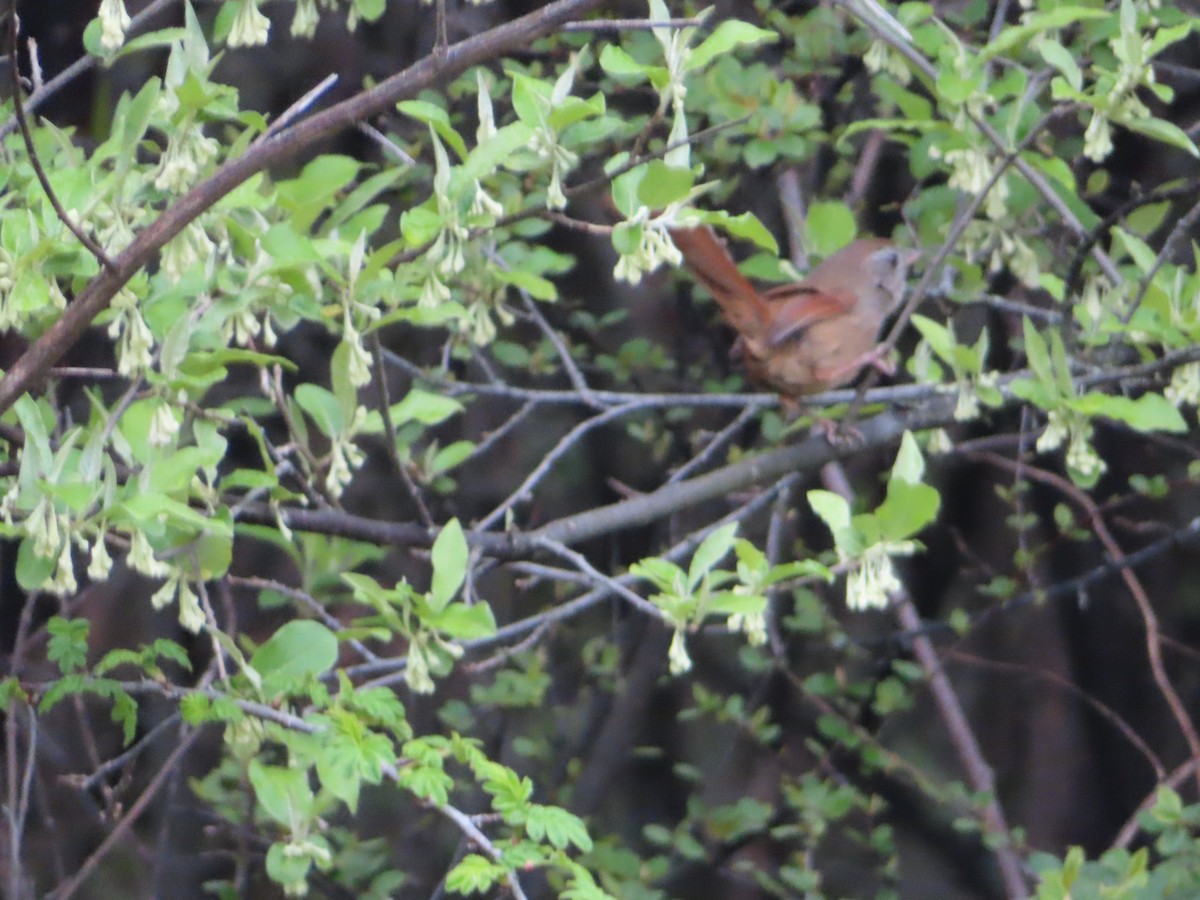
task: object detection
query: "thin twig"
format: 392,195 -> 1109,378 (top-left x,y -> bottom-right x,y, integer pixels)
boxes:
369,331 -> 435,529
70,714 -> 183,792
252,73 -> 339,147
1123,191 -> 1200,325
843,108 -> 1059,431
456,400 -> 536,467
0,0 -> 611,417
893,596 -> 1028,899
534,536 -> 667,621
666,404 -> 758,484
8,12 -> 117,272
357,121 -> 418,165
562,17 -> 704,31
475,401 -> 644,532
47,725 -> 202,900
1111,756 -> 1200,849
0,0 -> 178,140
348,473 -> 799,685
945,648 -> 1164,778
818,440 -> 1027,898
969,450 -> 1200,795
435,803 -> 528,900
840,0 -> 1121,282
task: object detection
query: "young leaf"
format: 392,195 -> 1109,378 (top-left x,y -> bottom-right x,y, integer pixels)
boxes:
429,518 -> 468,611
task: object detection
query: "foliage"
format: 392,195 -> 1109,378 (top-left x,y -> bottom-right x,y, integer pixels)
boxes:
4,0 -> 1200,896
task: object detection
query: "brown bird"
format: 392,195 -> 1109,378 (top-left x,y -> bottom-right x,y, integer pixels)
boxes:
669,226 -> 916,397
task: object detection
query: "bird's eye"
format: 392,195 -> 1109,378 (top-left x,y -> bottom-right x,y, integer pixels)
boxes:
872,248 -> 900,271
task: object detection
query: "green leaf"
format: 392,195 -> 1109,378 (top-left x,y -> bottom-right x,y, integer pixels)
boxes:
427,601 -> 497,640
496,268 -> 557,301
353,0 -> 386,22
391,389 -> 462,426
805,203 -> 857,257
1022,317 -> 1055,389
1070,392 -> 1188,433
250,621 -> 339,691
400,204 -> 442,247
249,760 -> 314,828
636,161 -> 695,209
446,854 -> 507,894
630,557 -> 684,594
265,841 -> 313,895
429,519 -> 468,611
13,395 -> 53,474
463,121 -> 535,181
1038,39 -> 1082,92
978,7 -> 1109,63
599,45 -> 649,78
687,21 -> 778,71
15,537 -> 56,593
876,481 -> 941,541
295,384 -> 343,437
808,490 -> 850,535
687,523 -> 738,589
331,340 -> 358,422
47,617 -> 90,674
396,100 -> 468,160
277,156 -> 363,232
701,211 -> 778,254
1123,116 -> 1199,158
525,803 -> 593,851
891,431 -> 926,485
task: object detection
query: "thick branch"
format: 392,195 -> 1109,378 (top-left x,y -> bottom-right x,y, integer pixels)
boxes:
0,0 -> 609,415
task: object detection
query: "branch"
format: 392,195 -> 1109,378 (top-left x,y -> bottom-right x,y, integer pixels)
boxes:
893,596 -> 1028,899
969,450 -> 1200,795
233,343 -> 1200,560
837,0 -> 1121,282
0,0 -> 610,416
46,725 -> 202,900
8,14 -> 116,272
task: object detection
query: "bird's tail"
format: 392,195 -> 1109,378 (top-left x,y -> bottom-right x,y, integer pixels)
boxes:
668,226 -> 769,340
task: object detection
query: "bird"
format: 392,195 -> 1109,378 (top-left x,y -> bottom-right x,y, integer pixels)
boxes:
668,225 -> 916,398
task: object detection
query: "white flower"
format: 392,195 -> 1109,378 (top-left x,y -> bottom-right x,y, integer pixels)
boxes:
149,401 -> 181,448
107,289 -> 155,377
98,0 -> 132,51
419,273 -> 451,308
27,497 -> 60,559
155,120 -> 219,193
1084,111 -> 1114,162
405,642 -> 435,694
945,147 -> 990,195
1166,363 -> 1200,408
45,541 -> 78,597
846,544 -> 903,611
864,39 -> 911,85
151,573 -> 178,610
954,381 -> 980,421
668,628 -> 692,675
229,0 -> 270,48
291,0 -> 319,37
926,428 -> 953,454
176,579 -> 205,633
1066,426 -> 1106,481
129,530 -> 170,578
343,330 -> 373,388
1037,410 -> 1069,453
88,534 -> 113,581
613,214 -> 684,286
728,610 -> 767,646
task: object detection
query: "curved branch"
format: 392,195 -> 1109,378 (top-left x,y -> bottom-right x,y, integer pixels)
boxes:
0,0 -> 609,415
